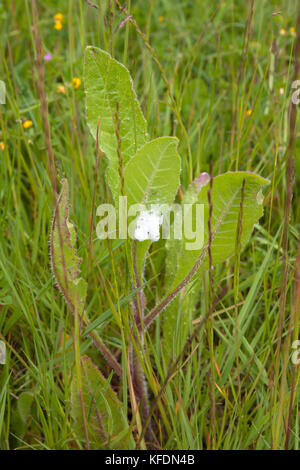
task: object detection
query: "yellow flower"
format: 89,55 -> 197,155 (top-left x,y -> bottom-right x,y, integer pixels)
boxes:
158,16 -> 165,22
280,28 -> 286,35
54,13 -> 63,21
57,84 -> 66,94
23,120 -> 33,129
290,27 -> 296,37
0,142 -> 5,151
71,77 -> 81,89
246,109 -> 252,116
54,20 -> 63,30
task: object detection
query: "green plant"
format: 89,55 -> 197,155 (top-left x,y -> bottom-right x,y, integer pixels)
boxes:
49,46 -> 269,449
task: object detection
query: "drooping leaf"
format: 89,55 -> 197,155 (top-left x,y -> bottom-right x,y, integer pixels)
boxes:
50,179 -> 87,315
84,46 -> 148,199
167,172 -> 270,293
124,137 -> 181,276
70,356 -> 133,450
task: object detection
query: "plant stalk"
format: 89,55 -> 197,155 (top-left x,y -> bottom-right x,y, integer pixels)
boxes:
130,242 -> 153,444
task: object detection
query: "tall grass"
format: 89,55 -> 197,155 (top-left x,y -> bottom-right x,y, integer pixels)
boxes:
0,0 -> 299,449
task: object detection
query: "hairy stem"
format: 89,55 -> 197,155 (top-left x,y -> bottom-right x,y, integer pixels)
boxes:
130,338 -> 153,444
130,242 -> 153,444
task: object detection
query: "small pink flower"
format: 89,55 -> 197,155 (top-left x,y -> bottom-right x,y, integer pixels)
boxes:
43,53 -> 52,61
192,172 -> 210,194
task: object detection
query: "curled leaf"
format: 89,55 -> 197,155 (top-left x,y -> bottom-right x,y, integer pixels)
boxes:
50,178 -> 87,314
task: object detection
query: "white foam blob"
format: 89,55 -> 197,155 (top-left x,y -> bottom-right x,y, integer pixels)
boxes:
134,208 -> 163,242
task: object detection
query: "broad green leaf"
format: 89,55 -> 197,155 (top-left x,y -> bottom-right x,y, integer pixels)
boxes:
50,179 -> 87,314
162,172 -> 269,358
17,392 -> 34,424
124,137 -> 181,206
71,356 -> 133,450
84,46 -> 147,199
124,137 -> 181,276
167,172 -> 269,292
10,391 -> 35,441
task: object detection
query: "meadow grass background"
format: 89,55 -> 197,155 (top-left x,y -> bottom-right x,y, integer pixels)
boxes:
0,0 -> 299,450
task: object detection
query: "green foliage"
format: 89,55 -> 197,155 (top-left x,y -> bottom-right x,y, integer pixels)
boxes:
50,180 -> 126,442
163,176 -> 207,360
70,356 -> 133,450
124,136 -> 181,275
84,46 -> 270,395
167,172 -> 269,292
50,179 -> 87,315
162,172 -> 269,359
124,137 -> 181,206
17,392 -> 34,424
84,46 -> 148,200
1,0 -> 298,451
